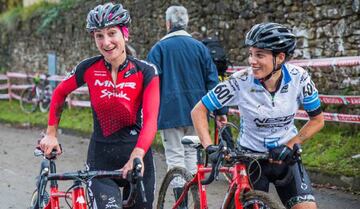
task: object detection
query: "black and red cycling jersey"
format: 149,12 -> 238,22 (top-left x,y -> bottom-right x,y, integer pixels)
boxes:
48,55 -> 159,152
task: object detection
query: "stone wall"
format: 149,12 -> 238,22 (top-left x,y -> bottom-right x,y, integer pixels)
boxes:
0,0 -> 359,95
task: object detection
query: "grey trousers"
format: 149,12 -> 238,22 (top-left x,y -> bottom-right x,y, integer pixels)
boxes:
160,126 -> 197,187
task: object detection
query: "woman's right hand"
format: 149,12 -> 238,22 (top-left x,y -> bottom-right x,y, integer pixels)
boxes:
39,134 -> 62,157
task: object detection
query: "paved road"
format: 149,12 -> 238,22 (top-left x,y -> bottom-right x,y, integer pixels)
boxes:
0,124 -> 359,209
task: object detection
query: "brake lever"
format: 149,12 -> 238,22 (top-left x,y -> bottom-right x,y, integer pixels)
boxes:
132,158 -> 147,203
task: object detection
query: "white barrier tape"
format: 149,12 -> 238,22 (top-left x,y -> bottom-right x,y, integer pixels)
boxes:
69,100 -> 91,107
0,75 -> 8,80
9,92 -> 21,100
0,84 -> 8,90
0,94 -> 9,99
228,108 -> 360,124
296,110 -> 360,124
6,72 -> 28,78
319,95 -> 360,105
6,72 -> 64,82
227,56 -> 360,73
9,84 -> 33,90
288,56 -> 360,67
72,86 -> 89,94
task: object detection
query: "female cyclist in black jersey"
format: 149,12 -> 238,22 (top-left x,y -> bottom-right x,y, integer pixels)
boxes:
192,23 -> 324,209
39,3 -> 159,208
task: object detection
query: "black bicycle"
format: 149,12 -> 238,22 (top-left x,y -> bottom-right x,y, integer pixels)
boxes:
20,74 -> 53,113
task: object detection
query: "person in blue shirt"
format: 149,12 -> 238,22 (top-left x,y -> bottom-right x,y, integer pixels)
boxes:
147,5 -> 226,207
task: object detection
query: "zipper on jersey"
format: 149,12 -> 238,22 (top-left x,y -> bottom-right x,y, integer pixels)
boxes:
271,94 -> 275,107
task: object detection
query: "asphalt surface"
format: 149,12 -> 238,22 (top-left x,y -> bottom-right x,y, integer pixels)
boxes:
0,124 -> 359,209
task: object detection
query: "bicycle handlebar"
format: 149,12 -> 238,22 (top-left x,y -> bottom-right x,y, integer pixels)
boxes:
47,170 -> 124,180
201,145 -> 269,185
201,142 -> 304,188
34,144 -> 62,160
35,146 -> 147,208
201,150 -> 224,185
44,160 -> 147,206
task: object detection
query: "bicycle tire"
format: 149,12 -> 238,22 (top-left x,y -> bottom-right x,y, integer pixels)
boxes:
157,167 -> 200,209
229,190 -> 285,209
39,85 -> 52,113
28,189 -> 50,209
20,87 -> 37,113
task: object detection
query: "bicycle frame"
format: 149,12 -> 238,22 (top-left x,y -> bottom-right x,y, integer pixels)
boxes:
171,150 -> 255,209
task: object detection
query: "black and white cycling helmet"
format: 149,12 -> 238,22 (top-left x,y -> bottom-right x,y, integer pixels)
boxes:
245,22 -> 296,55
86,3 -> 131,32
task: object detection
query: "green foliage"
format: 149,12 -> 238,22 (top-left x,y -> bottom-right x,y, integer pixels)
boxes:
19,1 -> 54,20
302,123 -> 360,177
0,5 -> 22,29
36,0 -> 79,34
0,100 -> 92,135
0,0 -> 22,13
0,0 -> 79,33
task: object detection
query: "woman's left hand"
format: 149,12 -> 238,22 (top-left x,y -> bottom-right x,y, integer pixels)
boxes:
215,115 -> 228,128
121,147 -> 145,178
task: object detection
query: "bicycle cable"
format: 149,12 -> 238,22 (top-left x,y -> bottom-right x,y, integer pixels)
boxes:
85,175 -> 97,209
64,176 -> 89,209
218,122 -> 264,186
64,183 -> 78,209
246,156 -> 263,187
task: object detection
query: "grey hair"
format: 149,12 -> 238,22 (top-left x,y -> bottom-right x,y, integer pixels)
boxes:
165,5 -> 189,29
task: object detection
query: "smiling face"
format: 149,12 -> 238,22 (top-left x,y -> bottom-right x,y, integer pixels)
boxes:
248,47 -> 285,80
94,26 -> 126,64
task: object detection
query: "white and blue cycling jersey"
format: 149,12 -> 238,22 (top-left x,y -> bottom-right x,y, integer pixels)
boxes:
202,63 -> 322,152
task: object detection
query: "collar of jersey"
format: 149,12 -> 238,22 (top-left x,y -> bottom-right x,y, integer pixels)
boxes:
253,64 -> 292,86
104,56 -> 129,72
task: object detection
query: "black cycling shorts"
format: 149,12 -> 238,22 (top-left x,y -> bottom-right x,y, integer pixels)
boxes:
86,139 -> 155,209
249,159 -> 315,209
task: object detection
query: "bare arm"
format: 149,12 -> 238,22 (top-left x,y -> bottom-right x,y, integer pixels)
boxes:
191,101 -> 213,149
286,112 -> 325,149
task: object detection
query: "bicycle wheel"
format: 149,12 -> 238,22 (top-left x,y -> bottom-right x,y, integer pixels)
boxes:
39,85 -> 52,112
28,189 -> 50,209
229,190 -> 285,209
157,167 -> 200,209
20,87 -> 37,113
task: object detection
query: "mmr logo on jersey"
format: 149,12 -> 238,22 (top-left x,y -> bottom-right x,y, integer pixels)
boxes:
95,79 -> 136,89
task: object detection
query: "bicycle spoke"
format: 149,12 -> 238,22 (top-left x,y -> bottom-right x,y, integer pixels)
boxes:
20,87 -> 37,113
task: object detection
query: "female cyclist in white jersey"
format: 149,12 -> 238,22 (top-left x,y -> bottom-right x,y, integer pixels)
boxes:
191,22 -> 324,209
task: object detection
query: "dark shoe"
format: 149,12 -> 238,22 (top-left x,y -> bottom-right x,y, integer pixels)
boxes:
173,188 -> 188,209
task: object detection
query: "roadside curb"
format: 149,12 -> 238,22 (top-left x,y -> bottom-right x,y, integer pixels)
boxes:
309,170 -> 360,192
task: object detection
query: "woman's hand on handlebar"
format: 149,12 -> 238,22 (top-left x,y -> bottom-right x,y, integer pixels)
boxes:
121,147 -> 145,178
39,134 -> 62,157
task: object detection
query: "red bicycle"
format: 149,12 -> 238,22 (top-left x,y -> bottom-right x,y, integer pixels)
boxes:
156,123 -> 290,209
29,147 -> 147,209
